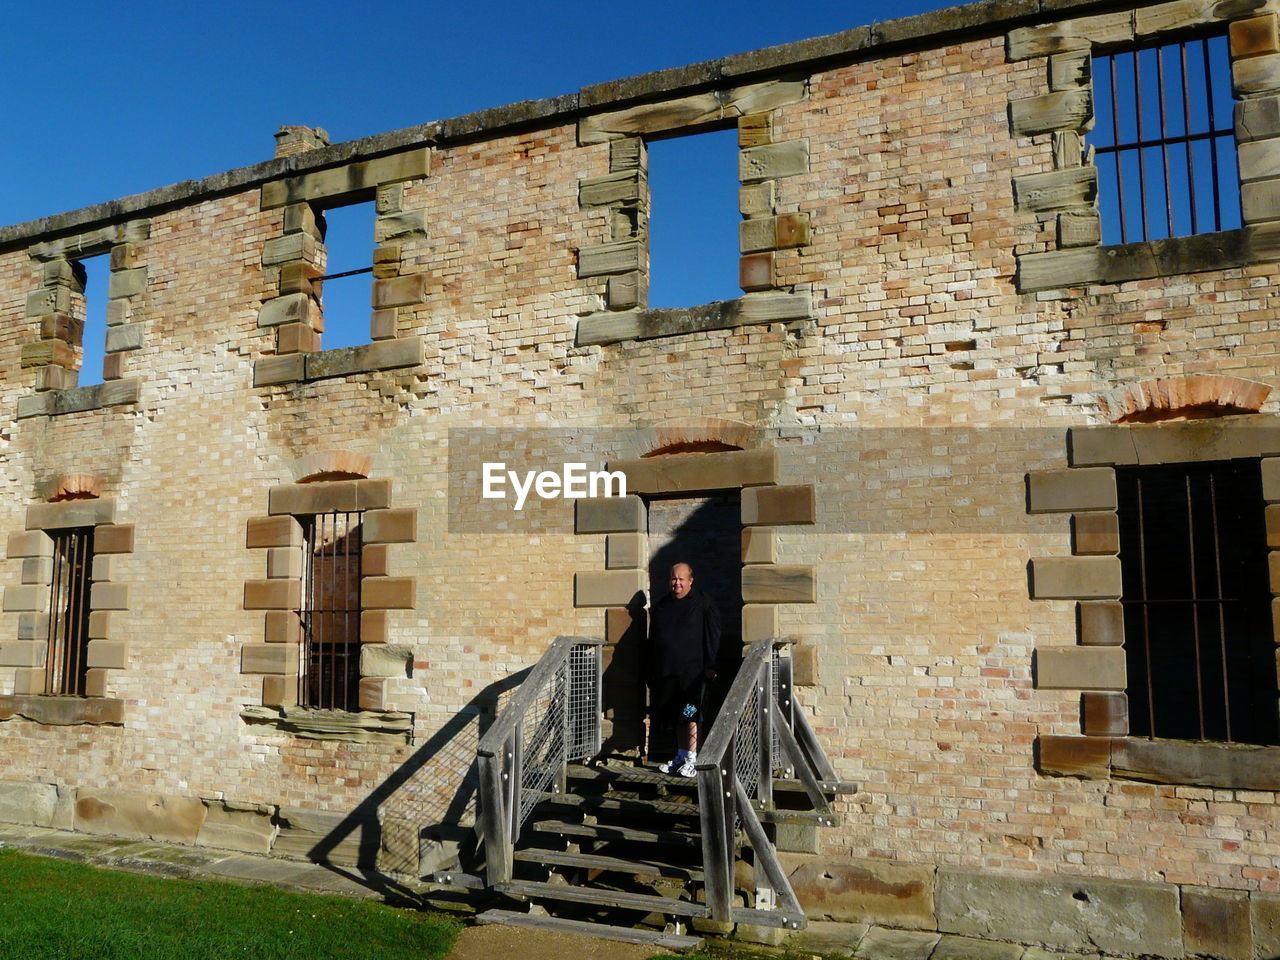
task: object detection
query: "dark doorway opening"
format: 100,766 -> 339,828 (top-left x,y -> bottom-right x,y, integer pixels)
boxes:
644,492 -> 743,760
1116,458 -> 1277,745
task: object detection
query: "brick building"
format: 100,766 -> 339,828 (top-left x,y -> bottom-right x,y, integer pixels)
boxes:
1,0 -> 1280,954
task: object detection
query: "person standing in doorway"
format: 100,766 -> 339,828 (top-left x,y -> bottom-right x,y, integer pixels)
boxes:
649,562 -> 721,778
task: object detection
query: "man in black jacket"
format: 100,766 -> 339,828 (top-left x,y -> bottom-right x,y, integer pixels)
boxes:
649,562 -> 721,778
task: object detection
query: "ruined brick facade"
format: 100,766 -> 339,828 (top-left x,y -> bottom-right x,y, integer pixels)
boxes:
2,0 -> 1280,953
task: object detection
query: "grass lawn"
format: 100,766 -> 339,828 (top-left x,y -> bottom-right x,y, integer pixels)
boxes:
0,848 -> 460,960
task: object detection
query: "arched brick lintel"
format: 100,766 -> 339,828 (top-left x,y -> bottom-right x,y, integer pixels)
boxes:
1099,376 -> 1272,424
44,473 -> 103,502
290,450 -> 374,483
643,417 -> 752,457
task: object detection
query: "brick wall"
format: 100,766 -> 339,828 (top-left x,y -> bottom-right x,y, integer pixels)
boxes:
0,0 -> 1278,929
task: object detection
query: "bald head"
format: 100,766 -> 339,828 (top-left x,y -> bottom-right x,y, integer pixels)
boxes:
669,563 -> 693,599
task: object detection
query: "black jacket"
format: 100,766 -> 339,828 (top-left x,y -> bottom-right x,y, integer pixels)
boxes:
649,588 -> 721,683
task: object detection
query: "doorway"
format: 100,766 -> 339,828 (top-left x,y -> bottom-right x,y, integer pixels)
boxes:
644,492 -> 743,759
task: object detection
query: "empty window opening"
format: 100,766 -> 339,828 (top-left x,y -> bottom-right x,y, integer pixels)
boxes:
300,510 -> 363,711
1090,33 -> 1240,245
1117,459 -> 1277,745
646,128 -> 741,308
316,201 -> 376,350
46,527 -> 94,696
75,254 -> 109,387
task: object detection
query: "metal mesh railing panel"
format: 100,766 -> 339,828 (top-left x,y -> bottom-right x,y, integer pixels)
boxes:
517,659 -> 568,827
733,667 -> 763,802
567,643 -> 600,761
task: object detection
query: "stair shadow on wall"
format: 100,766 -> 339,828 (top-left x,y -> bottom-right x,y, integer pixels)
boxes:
302,666 -> 532,905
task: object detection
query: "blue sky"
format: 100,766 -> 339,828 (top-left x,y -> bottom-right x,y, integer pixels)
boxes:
0,0 -> 963,378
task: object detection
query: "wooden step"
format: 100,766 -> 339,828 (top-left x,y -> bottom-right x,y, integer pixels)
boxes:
528,790 -> 699,818
498,879 -> 709,918
476,908 -> 703,950
568,763 -> 857,797
531,819 -> 703,846
514,848 -> 704,881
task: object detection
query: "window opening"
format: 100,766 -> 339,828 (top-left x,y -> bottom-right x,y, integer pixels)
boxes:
1116,459 -> 1277,745
315,201 -> 376,350
45,527 -> 94,696
75,254 -> 109,387
1090,33 -> 1240,245
646,128 -> 740,308
300,510 -> 363,711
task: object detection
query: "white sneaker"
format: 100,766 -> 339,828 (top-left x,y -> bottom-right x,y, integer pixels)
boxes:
658,755 -> 684,775
676,758 -> 697,778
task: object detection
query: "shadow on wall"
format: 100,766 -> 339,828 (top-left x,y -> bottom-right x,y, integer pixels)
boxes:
302,666 -> 532,903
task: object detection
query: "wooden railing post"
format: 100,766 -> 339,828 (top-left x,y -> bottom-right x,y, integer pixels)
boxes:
478,750 -> 511,885
697,746 -> 736,922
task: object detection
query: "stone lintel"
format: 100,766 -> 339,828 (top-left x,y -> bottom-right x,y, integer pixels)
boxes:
576,290 -> 812,346
26,498 -> 115,531
609,449 -> 778,495
260,147 -> 432,209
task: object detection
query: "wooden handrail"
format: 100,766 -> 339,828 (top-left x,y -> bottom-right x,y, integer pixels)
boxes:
695,637 -> 775,770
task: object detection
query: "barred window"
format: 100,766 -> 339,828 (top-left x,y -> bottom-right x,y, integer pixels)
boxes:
1117,459 -> 1277,745
46,527 -> 94,696
299,510 -> 362,711
1091,33 -> 1241,245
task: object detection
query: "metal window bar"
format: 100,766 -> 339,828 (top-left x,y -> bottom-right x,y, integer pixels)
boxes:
1119,461 -> 1275,745
317,266 -> 373,282
1092,33 -> 1238,244
45,527 -> 93,697
300,510 -> 362,711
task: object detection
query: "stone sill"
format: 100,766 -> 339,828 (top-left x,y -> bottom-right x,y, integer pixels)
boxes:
576,290 -> 813,347
1015,226 -> 1280,293
0,695 -> 124,726
253,337 -> 423,388
16,378 -> 140,420
1038,734 -> 1280,789
241,705 -> 413,744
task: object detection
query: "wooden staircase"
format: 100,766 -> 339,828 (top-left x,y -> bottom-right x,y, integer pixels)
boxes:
472,762 -> 853,949
431,636 -> 853,950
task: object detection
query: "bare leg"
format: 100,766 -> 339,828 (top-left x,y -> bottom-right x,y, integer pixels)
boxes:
681,721 -> 697,753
